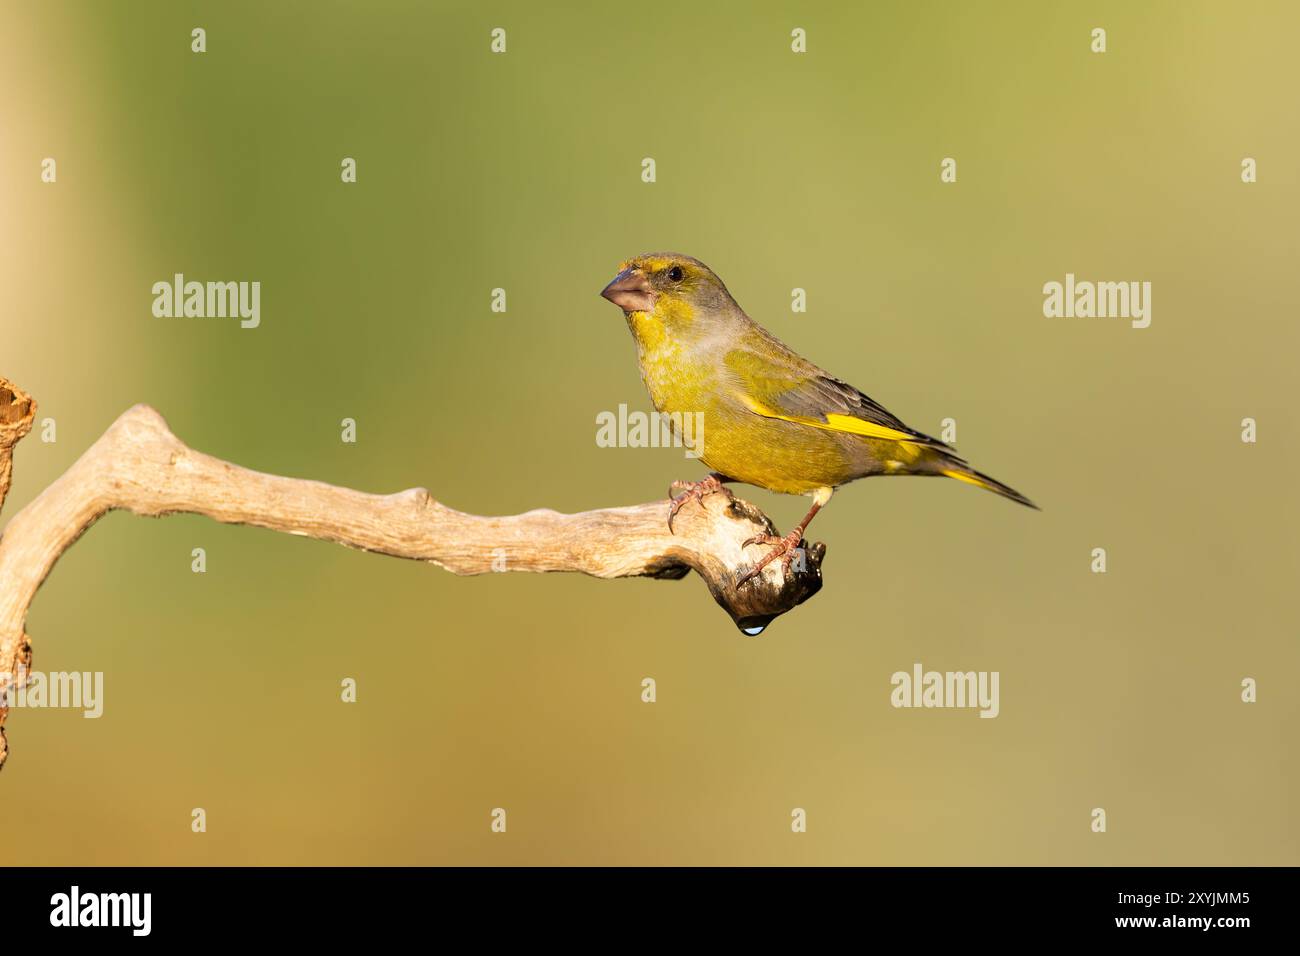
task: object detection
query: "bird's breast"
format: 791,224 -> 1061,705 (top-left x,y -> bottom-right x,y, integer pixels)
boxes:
630,317 -> 705,415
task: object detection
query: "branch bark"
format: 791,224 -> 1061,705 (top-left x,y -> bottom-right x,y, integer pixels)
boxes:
0,377 -> 824,767
0,378 -> 35,516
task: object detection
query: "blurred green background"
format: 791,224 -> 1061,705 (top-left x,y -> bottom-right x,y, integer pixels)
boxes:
1,0 -> 1296,865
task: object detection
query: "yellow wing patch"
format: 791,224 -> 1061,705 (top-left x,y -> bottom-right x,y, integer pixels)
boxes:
823,413 -> 921,443
739,395 -> 921,443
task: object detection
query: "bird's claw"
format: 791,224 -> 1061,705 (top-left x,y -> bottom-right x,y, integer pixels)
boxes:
667,475 -> 733,534
736,530 -> 806,588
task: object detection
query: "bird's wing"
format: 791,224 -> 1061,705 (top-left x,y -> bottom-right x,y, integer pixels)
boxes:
723,344 -> 954,450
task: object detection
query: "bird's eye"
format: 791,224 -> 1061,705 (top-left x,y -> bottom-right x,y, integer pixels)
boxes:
668,266 -> 684,282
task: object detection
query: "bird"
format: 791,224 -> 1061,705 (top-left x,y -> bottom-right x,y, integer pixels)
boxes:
599,252 -> 1037,587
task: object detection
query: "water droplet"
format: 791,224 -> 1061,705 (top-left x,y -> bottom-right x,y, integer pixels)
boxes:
735,615 -> 774,636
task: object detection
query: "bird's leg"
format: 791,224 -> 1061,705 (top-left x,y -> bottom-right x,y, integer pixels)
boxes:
667,472 -> 734,533
736,487 -> 833,587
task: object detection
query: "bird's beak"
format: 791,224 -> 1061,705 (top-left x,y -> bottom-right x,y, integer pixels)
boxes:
600,267 -> 655,313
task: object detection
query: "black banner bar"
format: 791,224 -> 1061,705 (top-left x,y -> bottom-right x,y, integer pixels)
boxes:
0,866 -> 1282,941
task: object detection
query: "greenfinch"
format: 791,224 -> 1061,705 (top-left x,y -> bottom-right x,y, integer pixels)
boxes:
600,252 -> 1037,585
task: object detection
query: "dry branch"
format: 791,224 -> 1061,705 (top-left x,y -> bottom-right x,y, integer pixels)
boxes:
0,378 -> 35,516
0,377 -> 824,767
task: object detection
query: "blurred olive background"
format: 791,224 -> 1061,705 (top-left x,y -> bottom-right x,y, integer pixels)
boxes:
1,0 -> 1296,865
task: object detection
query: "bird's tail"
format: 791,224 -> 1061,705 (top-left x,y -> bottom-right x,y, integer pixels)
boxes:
925,450 -> 1038,510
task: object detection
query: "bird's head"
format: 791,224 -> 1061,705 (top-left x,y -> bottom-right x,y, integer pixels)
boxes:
600,253 -> 736,329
